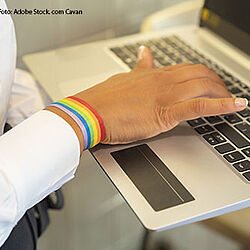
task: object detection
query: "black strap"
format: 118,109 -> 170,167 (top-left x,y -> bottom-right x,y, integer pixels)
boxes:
47,189 -> 64,210
0,208 -> 37,250
34,189 -> 64,237
3,123 -> 12,133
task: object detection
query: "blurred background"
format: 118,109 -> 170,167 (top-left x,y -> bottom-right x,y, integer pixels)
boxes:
7,0 -> 186,69
5,0 -> 249,249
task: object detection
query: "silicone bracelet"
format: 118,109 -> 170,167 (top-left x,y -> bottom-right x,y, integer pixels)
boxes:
49,96 -> 105,150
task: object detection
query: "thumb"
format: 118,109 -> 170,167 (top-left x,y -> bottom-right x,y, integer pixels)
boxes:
133,46 -> 154,71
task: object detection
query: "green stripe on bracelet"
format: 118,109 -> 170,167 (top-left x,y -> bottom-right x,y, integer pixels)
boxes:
49,97 -> 105,149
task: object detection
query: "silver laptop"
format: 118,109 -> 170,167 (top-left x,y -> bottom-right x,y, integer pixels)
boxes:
23,0 -> 250,231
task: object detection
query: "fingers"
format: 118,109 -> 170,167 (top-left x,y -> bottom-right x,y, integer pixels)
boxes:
206,70 -> 225,87
166,97 -> 248,124
168,78 -> 232,103
134,52 -> 226,90
133,46 -> 154,71
147,64 -> 225,91
168,64 -> 225,87
160,63 -> 192,71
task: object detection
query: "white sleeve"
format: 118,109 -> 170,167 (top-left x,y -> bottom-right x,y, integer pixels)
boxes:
0,110 -> 80,247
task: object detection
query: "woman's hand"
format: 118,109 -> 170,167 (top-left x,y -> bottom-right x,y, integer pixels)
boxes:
75,46 -> 247,144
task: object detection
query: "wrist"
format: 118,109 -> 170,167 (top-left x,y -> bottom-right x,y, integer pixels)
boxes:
45,96 -> 105,153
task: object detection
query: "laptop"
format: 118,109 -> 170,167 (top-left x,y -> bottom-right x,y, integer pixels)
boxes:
23,0 -> 250,231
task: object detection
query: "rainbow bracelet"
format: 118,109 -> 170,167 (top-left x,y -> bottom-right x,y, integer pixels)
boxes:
49,96 -> 105,150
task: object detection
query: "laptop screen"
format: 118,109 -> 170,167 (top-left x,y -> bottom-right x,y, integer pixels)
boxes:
200,0 -> 250,55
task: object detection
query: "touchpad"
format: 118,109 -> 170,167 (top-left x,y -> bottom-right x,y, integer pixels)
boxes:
111,144 -> 194,211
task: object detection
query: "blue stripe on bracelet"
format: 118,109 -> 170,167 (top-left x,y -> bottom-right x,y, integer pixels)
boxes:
54,101 -> 92,148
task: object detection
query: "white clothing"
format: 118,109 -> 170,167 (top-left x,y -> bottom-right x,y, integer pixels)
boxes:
0,0 -> 80,246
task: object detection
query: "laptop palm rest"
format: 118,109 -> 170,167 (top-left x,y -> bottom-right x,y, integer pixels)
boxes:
111,144 -> 195,211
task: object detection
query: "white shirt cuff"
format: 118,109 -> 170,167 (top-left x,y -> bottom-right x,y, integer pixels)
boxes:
0,110 -> 80,223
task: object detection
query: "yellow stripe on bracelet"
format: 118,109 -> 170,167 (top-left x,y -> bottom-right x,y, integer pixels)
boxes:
67,97 -> 101,139
64,98 -> 101,146
50,96 -> 105,149
59,99 -> 97,147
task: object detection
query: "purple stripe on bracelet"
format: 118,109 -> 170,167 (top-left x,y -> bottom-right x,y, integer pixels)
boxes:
50,103 -> 88,149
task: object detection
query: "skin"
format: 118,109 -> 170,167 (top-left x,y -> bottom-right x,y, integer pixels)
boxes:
46,46 -> 248,152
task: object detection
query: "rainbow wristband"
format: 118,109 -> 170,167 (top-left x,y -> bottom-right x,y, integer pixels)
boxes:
49,96 -> 105,150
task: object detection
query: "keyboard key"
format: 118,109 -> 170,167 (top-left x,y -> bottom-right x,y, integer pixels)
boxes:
214,123 -> 250,148
215,143 -> 235,154
111,47 -> 123,55
229,87 -> 242,94
124,57 -> 134,64
237,81 -> 249,89
224,151 -> 245,163
222,70 -> 232,78
224,80 -> 233,87
204,116 -> 223,124
154,60 -> 162,68
203,134 -> 219,145
127,62 -> 136,69
237,108 -> 250,117
125,45 -> 138,55
158,57 -> 172,66
235,122 -> 250,139
233,160 -> 250,172
210,132 -> 226,143
243,171 -> 250,181
242,147 -> 250,157
238,94 -> 250,101
191,58 -> 201,64
224,114 -> 242,124
187,118 -> 206,127
218,72 -> 226,80
195,125 -> 214,134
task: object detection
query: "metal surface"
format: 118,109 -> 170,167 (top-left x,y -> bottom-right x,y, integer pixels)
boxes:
91,122 -> 250,231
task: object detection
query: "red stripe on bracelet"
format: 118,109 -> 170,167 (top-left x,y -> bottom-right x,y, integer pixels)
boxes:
68,96 -> 106,141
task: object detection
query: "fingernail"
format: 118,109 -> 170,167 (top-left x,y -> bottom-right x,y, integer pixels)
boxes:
235,98 -> 248,107
138,45 -> 145,60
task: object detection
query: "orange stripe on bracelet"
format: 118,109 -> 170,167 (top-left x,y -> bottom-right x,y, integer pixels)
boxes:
68,96 -> 105,141
65,98 -> 101,146
49,96 -> 105,149
61,99 -> 98,147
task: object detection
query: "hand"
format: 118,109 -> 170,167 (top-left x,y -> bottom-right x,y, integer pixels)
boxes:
75,46 -> 248,144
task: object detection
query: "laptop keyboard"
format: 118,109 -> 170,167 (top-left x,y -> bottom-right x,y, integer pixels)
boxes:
110,35 -> 250,183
